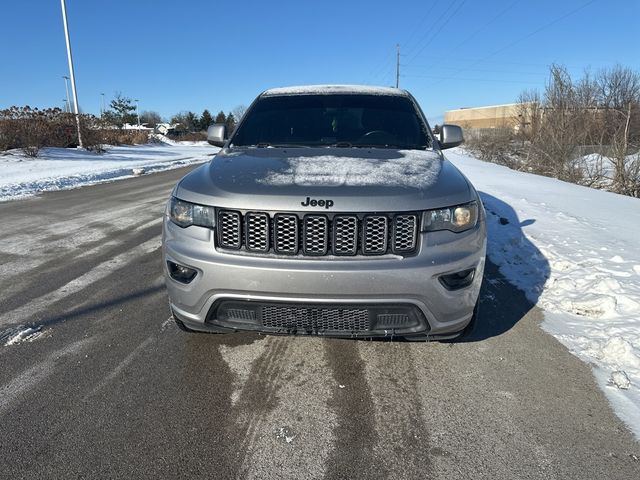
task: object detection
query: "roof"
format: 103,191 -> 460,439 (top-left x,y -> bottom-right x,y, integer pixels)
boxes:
261,84 -> 408,97
446,103 -> 521,113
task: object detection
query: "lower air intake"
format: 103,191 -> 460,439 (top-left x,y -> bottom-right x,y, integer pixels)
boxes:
262,305 -> 370,332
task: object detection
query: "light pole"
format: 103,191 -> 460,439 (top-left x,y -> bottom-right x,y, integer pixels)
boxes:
135,99 -> 140,127
100,93 -> 105,117
62,75 -> 71,113
60,0 -> 83,147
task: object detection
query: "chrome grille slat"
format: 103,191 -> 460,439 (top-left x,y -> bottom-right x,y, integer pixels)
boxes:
216,210 -> 418,257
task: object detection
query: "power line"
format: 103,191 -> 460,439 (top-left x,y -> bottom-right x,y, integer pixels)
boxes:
402,73 -> 541,85
425,0 -> 598,88
401,0 -> 439,52
404,0 -> 465,61
403,64 -> 548,76
366,47 -> 397,84
443,0 -> 522,59
406,0 -> 469,65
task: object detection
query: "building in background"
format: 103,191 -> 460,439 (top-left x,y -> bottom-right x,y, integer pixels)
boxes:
444,103 -> 522,130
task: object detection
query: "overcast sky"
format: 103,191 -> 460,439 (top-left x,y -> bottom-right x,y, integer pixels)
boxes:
1,0 -> 638,124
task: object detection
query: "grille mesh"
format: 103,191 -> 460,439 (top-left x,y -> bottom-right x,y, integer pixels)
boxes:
363,215 -> 388,254
218,211 -> 241,249
333,216 -> 358,255
303,215 -> 328,255
245,212 -> 269,252
274,214 -> 299,254
393,214 -> 418,253
261,305 -> 370,332
216,210 -> 418,256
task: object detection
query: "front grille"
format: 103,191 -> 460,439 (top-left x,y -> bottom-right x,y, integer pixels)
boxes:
216,209 -> 419,257
262,305 -> 370,332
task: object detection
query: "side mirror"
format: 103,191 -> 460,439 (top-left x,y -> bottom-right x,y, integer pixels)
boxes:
439,124 -> 464,150
207,124 -> 226,147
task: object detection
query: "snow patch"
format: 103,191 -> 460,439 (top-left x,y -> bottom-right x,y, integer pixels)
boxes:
0,143 -> 217,202
447,147 -> 640,439
609,371 -> 631,390
3,325 -> 44,346
259,150 -> 442,188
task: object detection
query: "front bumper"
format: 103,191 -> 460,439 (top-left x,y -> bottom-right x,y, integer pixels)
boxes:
163,217 -> 486,338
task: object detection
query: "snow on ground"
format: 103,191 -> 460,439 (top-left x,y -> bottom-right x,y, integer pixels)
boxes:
0,141 -> 217,202
1,325 -> 45,346
447,147 -> 640,438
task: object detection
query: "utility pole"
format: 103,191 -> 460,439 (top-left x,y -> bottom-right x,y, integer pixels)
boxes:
135,99 -> 140,127
60,0 -> 83,148
62,75 -> 71,113
100,93 -> 105,117
396,44 -> 400,88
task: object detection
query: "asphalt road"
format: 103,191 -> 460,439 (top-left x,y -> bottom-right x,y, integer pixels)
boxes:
0,167 -> 638,480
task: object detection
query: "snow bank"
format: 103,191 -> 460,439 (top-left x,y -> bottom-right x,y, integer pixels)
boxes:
0,143 -> 217,202
259,150 -> 442,188
447,147 -> 640,438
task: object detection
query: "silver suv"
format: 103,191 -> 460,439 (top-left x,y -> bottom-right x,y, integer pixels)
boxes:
163,85 -> 486,340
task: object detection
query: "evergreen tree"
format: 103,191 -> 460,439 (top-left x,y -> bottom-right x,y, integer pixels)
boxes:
225,112 -> 236,135
107,93 -> 137,127
215,111 -> 226,124
171,111 -> 199,132
199,109 -> 213,130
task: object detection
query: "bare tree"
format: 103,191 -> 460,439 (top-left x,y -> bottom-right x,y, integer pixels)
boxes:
139,110 -> 162,128
231,105 -> 247,123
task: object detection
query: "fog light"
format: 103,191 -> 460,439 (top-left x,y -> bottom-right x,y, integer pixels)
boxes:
167,261 -> 197,284
439,268 -> 475,290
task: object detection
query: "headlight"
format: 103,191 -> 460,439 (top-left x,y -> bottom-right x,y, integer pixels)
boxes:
168,196 -> 215,228
422,201 -> 478,233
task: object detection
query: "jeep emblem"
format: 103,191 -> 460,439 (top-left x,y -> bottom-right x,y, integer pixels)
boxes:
301,197 -> 334,209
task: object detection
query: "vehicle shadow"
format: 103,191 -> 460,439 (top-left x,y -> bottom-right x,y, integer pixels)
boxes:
462,191 -> 551,342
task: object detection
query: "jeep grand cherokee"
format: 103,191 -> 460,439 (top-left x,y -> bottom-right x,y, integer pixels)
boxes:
163,85 -> 486,340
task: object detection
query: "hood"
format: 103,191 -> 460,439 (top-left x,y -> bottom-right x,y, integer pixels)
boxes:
176,147 -> 472,212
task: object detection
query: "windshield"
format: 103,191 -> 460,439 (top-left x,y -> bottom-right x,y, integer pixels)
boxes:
231,94 -> 431,149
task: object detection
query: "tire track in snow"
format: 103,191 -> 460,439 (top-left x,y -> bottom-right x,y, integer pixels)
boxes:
218,336 -> 338,480
85,336 -> 156,399
0,236 -> 161,328
0,217 -> 163,305
357,341 -> 433,479
324,339 -> 386,480
0,338 -> 92,415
